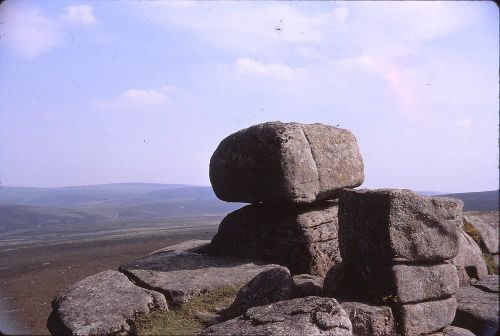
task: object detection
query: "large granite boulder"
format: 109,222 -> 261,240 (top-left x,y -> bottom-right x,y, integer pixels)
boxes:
396,297 -> 457,335
472,274 -> 499,293
119,251 -> 277,307
452,276 -> 499,336
201,297 -> 352,336
451,229 -> 488,285
464,211 -> 499,254
429,326 -> 476,336
47,270 -> 167,336
340,302 -> 396,336
209,122 -> 364,204
339,189 -> 463,263
226,266 -> 295,318
209,201 -> 341,276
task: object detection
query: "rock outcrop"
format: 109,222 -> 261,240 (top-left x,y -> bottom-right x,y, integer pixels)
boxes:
464,212 -> 499,254
209,201 -> 341,276
119,250 -> 277,307
201,297 -> 352,336
209,121 -> 364,204
47,270 -> 167,336
334,188 -> 463,335
293,274 -> 324,297
452,229 -> 488,285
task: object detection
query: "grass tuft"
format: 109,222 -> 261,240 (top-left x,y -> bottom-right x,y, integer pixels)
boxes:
133,285 -> 241,335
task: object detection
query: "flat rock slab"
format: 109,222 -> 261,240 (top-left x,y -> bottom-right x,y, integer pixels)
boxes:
397,297 -> 457,335
209,121 -> 364,204
340,302 -> 396,336
452,229 -> 488,285
452,284 -> 499,336
472,274 -> 499,293
392,263 -> 459,303
47,270 -> 167,336
148,239 -> 211,255
201,297 -> 352,336
464,211 -> 499,254
339,189 -> 463,263
119,251 -> 277,307
209,201 -> 341,276
227,266 -> 295,318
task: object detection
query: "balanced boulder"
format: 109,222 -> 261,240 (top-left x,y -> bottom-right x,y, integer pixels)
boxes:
209,121 -> 364,204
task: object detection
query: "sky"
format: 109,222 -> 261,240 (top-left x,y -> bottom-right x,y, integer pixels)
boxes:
0,0 -> 498,193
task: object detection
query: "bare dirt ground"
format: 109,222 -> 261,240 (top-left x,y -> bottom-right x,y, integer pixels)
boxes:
0,226 -> 217,335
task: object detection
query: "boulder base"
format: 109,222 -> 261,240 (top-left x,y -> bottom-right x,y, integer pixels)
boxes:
340,302 -> 396,336
397,297 -> 457,335
209,201 -> 341,276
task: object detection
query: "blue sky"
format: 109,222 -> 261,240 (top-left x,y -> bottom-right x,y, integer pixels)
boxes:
0,1 -> 498,192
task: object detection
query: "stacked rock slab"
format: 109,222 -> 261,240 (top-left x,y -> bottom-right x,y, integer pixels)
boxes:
208,121 -> 364,277
335,189 -> 463,335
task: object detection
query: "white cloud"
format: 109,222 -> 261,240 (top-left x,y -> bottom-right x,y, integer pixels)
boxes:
235,58 -> 305,80
61,5 -> 97,26
0,3 -> 61,59
93,85 -> 181,112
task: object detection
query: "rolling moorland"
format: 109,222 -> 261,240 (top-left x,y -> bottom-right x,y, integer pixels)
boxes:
0,184 -> 498,334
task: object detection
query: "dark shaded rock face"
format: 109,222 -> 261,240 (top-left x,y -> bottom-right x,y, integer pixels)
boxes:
226,266 -> 295,318
397,297 -> 457,335
464,211 -> 499,254
209,121 -> 364,204
339,189 -> 463,264
340,302 -> 396,336
47,270 -> 167,336
201,297 -> 352,336
452,277 -> 499,336
119,251 -> 277,307
293,274 -> 324,297
451,229 -> 488,285
209,201 -> 341,276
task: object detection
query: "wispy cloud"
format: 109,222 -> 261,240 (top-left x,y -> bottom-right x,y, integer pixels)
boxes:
61,4 -> 97,26
235,58 -> 305,80
92,85 -> 182,112
0,2 -> 61,59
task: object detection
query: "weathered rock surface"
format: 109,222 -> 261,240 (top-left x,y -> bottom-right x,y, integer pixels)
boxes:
119,251 -> 277,307
392,263 -> 459,303
201,297 -> 352,336
293,274 -> 324,297
47,270 -> 167,336
464,211 -> 499,254
226,266 -> 295,318
429,325 -> 476,336
209,201 -> 341,276
339,189 -> 463,263
340,302 -> 396,336
397,297 -> 457,335
148,239 -> 211,255
209,121 -> 364,204
453,283 -> 499,336
452,229 -> 488,285
471,274 -> 499,293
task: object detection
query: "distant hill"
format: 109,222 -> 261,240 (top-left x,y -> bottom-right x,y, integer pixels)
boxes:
437,190 -> 499,211
0,183 -> 243,248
